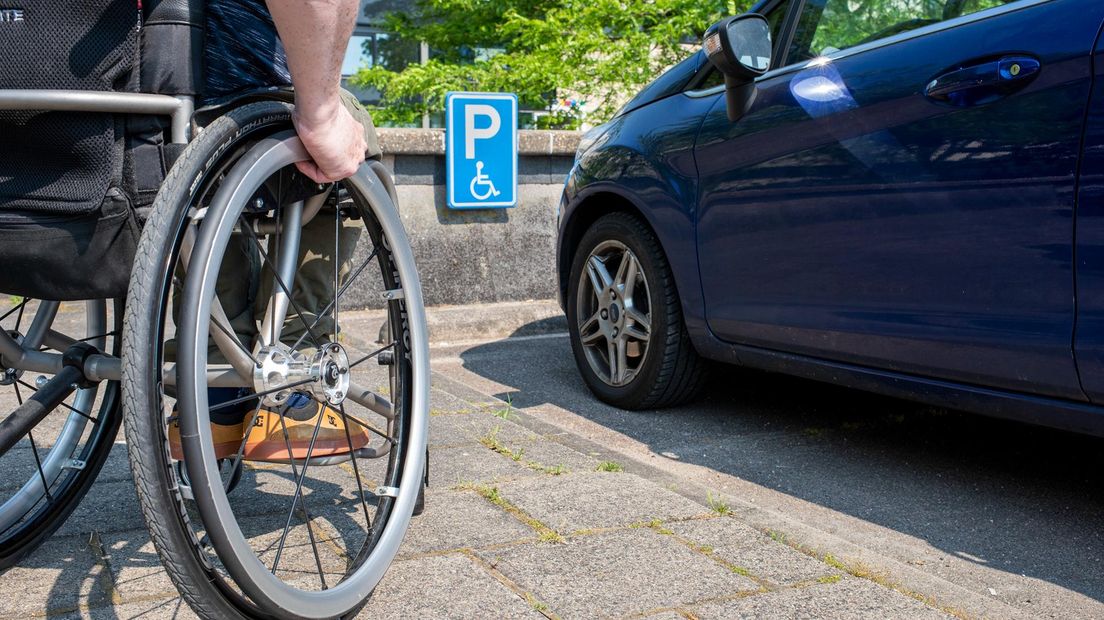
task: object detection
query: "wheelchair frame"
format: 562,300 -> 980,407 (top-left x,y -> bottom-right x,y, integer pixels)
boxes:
0,90 -> 408,458
0,88 -> 191,399
0,92 -> 430,619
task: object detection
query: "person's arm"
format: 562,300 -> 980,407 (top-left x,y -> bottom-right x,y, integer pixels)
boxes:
266,0 -> 367,183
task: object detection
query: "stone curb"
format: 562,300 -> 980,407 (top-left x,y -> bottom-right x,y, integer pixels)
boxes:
344,299 -> 567,347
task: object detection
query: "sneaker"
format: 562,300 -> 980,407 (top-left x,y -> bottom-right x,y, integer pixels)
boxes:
168,387 -> 254,461
240,392 -> 371,462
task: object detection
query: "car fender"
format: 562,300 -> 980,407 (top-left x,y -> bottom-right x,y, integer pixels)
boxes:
558,139 -> 710,350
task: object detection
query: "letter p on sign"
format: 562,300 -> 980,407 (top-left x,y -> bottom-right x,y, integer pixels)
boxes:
464,105 -> 501,159
446,92 -> 518,209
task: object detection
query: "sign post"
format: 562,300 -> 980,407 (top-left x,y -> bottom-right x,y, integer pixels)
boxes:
446,92 -> 518,209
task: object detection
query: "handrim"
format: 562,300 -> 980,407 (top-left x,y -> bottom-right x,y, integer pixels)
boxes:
175,133 -> 428,619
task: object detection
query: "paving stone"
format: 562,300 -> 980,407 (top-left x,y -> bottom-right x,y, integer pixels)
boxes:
481,528 -> 758,619
688,578 -> 951,619
0,534 -> 112,619
99,530 -> 179,603
431,444 -> 537,487
429,413 -> 536,448
496,472 -> 710,533
56,480 -> 146,538
398,489 -> 535,556
1,440 -> 129,495
81,596 -> 199,619
428,385 -> 481,412
492,437 -> 599,475
356,553 -> 542,619
667,518 -> 838,586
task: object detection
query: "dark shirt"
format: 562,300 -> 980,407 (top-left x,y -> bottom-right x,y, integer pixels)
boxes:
204,0 -> 291,100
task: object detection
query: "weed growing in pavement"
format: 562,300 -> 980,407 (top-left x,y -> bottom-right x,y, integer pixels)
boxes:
492,393 -> 518,420
7,295 -> 22,305
479,426 -> 506,451
472,484 -> 565,543
707,491 -> 732,515
775,540 -> 970,619
479,427 -> 568,475
595,460 -> 623,473
524,592 -> 550,612
822,553 -> 847,571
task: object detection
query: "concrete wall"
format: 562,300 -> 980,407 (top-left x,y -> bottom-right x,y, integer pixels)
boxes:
349,128 -> 579,308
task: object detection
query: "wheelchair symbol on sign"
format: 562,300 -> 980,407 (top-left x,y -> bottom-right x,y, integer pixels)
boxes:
469,161 -> 501,201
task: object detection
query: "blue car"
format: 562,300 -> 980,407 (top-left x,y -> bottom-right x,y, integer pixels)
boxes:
556,0 -> 1104,436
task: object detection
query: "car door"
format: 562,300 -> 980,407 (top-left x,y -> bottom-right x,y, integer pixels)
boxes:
1073,30 -> 1104,403
693,0 -> 1104,399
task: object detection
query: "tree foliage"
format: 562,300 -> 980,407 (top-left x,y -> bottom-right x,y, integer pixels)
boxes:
352,0 -> 743,128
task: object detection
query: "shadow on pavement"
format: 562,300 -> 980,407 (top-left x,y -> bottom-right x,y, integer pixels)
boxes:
458,321 -> 1104,608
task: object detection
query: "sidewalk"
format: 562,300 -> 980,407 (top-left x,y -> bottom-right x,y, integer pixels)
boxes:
0,304 -> 953,619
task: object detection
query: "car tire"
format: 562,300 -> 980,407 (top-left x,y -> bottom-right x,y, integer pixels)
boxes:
567,212 -> 708,409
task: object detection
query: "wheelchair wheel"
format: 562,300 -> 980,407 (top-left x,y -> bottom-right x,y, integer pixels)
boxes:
122,101 -> 428,620
0,299 -> 122,570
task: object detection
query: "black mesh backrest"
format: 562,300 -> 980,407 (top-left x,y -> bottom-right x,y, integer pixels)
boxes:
0,0 -> 139,214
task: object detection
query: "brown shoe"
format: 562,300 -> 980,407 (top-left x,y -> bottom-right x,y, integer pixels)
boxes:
168,417 -> 246,461
241,397 -> 371,462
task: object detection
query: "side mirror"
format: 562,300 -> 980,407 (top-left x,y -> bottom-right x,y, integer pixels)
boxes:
703,14 -> 772,121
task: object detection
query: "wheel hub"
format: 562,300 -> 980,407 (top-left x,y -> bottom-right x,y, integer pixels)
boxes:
252,343 -> 351,408
0,330 -> 24,386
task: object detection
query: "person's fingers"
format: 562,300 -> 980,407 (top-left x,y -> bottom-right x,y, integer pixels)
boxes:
295,160 -> 328,184
291,105 -> 369,182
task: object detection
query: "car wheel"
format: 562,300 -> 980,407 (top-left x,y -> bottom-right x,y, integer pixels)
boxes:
567,212 -> 708,409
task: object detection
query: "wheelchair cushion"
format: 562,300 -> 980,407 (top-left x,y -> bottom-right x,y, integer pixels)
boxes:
0,0 -> 139,215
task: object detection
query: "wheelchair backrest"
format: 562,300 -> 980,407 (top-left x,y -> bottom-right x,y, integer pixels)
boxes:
0,0 -> 140,214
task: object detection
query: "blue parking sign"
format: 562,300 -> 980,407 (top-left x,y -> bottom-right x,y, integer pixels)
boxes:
446,92 -> 518,209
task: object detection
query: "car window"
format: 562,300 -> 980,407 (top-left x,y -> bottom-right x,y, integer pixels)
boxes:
789,0 -> 1015,63
692,0 -> 794,91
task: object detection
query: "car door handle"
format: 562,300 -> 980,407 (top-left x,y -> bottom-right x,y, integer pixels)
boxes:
925,55 -> 1040,104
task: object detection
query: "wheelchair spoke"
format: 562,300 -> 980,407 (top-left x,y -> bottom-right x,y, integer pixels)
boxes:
207,379 -> 311,413
335,406 -> 396,445
239,216 -> 326,351
289,246 -> 379,353
271,200 -> 282,349
271,404 -> 326,576
14,300 -> 25,332
349,342 -> 396,370
337,403 -> 373,530
15,380 -> 98,425
333,204 -> 340,344
26,433 -> 53,504
209,316 -> 261,367
12,382 -> 54,504
75,330 -> 120,344
227,401 -> 270,473
0,298 -> 28,324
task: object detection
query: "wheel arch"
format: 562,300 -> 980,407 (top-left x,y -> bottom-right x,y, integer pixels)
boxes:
558,189 -> 668,308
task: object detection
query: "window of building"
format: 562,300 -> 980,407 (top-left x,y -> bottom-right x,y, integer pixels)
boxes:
341,30 -> 420,77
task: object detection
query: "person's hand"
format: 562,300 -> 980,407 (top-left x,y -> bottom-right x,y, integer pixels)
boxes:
292,102 -> 368,183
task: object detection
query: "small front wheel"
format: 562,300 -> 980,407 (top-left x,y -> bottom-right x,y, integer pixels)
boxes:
567,212 -> 708,409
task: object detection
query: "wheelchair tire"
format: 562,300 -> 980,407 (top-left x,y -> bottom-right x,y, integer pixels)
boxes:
123,101 -> 429,620
0,299 -> 122,571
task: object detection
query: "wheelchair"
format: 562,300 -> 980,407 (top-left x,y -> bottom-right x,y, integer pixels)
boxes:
0,2 -> 429,618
